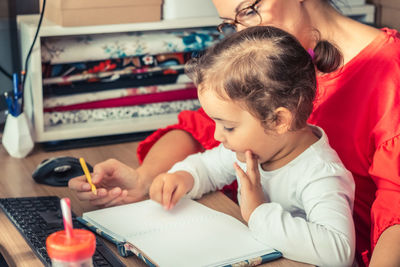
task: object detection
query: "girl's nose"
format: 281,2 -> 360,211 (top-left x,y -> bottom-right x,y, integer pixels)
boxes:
214,126 -> 225,143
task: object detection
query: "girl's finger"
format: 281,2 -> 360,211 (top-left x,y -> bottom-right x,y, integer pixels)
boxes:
169,185 -> 188,210
162,178 -> 177,210
234,162 -> 250,187
149,176 -> 164,205
245,150 -> 260,184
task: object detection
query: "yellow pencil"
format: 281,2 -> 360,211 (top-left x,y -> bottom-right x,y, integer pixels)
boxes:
79,157 -> 97,195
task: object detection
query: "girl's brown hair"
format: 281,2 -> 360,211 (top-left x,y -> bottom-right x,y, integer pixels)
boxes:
186,26 -> 322,130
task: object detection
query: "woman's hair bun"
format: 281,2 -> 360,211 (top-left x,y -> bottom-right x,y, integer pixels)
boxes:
313,40 -> 343,73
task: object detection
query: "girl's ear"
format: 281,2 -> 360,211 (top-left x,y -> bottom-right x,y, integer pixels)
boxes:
272,107 -> 293,134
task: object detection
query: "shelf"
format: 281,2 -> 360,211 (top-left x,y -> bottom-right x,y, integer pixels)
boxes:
42,113 -> 180,141
337,4 -> 375,24
17,14 -> 218,143
17,15 -> 222,37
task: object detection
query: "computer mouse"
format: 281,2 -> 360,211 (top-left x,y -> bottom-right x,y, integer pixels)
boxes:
32,156 -> 93,187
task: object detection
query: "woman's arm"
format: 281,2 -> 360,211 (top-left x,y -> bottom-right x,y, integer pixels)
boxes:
370,225 -> 400,266
368,136 -> 400,266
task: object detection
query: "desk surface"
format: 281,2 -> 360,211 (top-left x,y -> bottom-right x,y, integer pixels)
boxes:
0,141 -> 311,267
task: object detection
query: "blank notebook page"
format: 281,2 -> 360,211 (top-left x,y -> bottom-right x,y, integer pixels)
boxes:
83,198 -> 276,267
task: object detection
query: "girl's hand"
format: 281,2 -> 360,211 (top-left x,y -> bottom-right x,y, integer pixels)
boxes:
149,171 -> 194,210
234,150 -> 267,222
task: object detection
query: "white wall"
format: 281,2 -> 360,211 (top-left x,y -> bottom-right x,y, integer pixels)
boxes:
0,0 -> 37,122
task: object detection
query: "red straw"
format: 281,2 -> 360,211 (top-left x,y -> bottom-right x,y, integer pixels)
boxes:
60,197 -> 74,238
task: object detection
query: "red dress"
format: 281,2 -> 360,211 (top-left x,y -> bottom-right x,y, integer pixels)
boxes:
137,28 -> 400,266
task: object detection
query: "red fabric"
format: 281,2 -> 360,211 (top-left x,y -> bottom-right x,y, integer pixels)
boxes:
362,250 -> 370,266
137,28 -> 400,265
44,88 -> 197,112
137,108 -> 219,163
308,28 -> 400,265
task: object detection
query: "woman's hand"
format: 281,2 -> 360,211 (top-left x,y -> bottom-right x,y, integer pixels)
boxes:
68,159 -> 148,207
149,171 -> 194,210
234,150 -> 267,222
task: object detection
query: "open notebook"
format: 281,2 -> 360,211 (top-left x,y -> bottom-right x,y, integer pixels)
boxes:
78,198 -> 282,267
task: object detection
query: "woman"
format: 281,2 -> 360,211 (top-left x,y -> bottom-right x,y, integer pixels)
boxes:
69,0 -> 400,265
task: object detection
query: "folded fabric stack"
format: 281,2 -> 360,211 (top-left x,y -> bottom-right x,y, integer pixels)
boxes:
41,27 -> 223,127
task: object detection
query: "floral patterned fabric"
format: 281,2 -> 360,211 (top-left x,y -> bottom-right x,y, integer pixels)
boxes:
44,99 -> 200,127
41,27 -> 223,64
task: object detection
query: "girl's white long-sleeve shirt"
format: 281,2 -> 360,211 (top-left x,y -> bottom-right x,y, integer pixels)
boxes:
168,126 -> 355,266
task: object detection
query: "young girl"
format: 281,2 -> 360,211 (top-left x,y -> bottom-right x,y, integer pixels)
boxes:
149,26 -> 355,266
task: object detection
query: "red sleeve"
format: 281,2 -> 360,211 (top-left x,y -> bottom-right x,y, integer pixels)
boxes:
369,135 -> 400,249
136,108 -> 220,163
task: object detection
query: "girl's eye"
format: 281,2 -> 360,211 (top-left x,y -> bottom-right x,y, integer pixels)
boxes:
224,127 -> 235,132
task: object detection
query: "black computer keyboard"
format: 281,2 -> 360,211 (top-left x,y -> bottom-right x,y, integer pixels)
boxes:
0,196 -> 126,267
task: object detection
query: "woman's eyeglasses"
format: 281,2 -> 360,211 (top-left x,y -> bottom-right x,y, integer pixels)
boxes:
217,0 -> 262,35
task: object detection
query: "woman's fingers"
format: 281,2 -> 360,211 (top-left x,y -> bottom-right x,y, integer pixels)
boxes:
92,159 -> 120,184
68,175 -> 90,192
89,187 -> 122,207
103,189 -> 129,207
